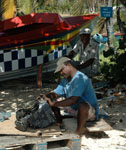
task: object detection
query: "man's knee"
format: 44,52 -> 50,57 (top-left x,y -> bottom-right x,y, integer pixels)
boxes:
79,102 -> 96,121
79,102 -> 90,112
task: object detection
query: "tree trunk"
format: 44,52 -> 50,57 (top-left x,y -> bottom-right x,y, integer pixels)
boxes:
116,0 -> 125,33
106,0 -> 113,48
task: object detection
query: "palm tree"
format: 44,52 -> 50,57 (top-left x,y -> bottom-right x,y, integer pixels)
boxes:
71,0 -> 86,15
0,0 -> 47,20
0,0 -> 17,20
116,0 -> 125,33
71,0 -> 108,15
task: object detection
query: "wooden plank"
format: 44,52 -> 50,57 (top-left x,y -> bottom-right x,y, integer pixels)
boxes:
0,133 -> 80,148
49,147 -> 70,150
0,114 -> 61,137
32,143 -> 47,150
63,118 -> 112,133
86,118 -> 113,132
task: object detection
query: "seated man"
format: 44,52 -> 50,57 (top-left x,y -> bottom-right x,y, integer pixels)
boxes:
68,28 -> 103,77
41,57 -> 99,136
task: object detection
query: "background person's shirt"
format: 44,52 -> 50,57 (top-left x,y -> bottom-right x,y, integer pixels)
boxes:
54,71 -> 99,120
72,38 -> 99,76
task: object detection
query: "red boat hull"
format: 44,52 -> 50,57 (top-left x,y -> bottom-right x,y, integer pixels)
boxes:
0,13 -> 99,50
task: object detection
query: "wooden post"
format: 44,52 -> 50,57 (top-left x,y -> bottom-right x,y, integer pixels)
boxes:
37,64 -> 42,88
67,138 -> 81,150
32,143 -> 47,150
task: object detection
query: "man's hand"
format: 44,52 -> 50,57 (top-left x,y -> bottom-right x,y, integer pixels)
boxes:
40,94 -> 48,100
68,50 -> 76,59
78,58 -> 95,69
40,94 -> 55,107
36,96 -> 41,100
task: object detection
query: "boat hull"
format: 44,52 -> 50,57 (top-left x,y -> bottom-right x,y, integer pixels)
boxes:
0,13 -> 99,81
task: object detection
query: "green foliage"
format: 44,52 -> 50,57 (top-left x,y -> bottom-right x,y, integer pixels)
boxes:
100,46 -> 126,83
119,0 -> 126,7
113,8 -> 126,32
36,0 -> 71,14
16,0 -> 33,14
119,36 -> 126,49
103,47 -> 115,57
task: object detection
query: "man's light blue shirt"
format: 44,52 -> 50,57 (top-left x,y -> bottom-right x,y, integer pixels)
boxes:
54,71 -> 99,120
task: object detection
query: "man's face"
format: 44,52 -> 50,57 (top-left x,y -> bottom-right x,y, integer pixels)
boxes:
60,64 -> 71,79
80,34 -> 90,44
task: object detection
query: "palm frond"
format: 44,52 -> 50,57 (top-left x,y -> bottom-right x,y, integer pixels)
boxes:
71,0 -> 86,15
17,0 -> 33,14
44,0 -> 53,6
92,17 -> 106,35
1,0 -> 16,20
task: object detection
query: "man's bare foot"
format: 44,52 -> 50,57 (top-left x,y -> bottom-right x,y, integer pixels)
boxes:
76,127 -> 89,136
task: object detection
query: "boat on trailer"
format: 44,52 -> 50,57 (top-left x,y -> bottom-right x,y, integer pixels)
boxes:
0,13 -> 99,82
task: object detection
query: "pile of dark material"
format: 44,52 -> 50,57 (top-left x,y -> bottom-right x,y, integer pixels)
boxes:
15,99 -> 56,131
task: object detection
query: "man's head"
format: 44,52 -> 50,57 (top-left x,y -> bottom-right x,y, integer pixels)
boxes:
79,28 -> 91,44
55,57 -> 77,79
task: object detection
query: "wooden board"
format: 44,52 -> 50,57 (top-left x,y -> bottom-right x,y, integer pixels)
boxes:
0,113 -> 61,137
86,118 -> 113,132
0,113 -> 112,138
63,118 -> 112,133
0,133 -> 80,148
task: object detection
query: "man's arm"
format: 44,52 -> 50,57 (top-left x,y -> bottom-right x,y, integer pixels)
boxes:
78,58 -> 95,69
39,92 -> 59,102
54,96 -> 80,107
42,95 -> 80,107
68,50 -> 77,59
46,92 -> 59,101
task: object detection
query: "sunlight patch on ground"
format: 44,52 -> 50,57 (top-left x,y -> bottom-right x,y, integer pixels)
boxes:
0,91 -> 9,95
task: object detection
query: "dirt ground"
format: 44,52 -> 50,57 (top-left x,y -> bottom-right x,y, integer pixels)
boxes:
0,75 -> 126,150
